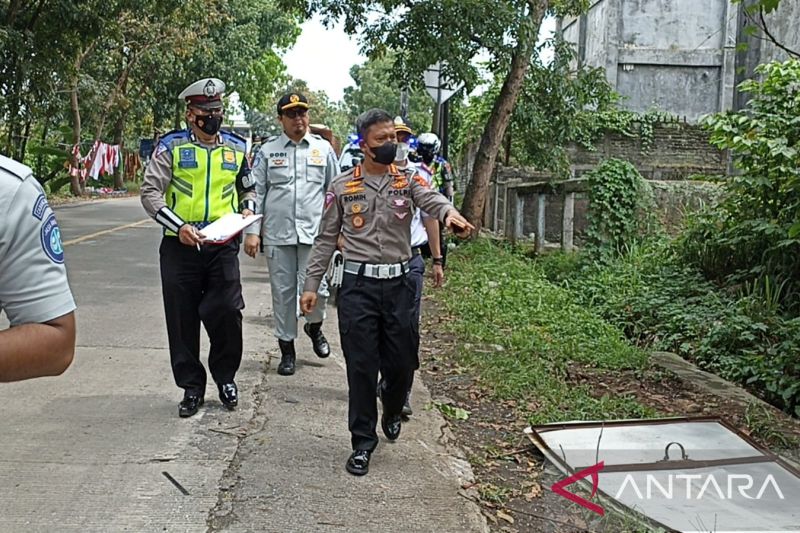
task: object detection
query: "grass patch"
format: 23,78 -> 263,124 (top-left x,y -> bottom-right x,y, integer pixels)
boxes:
439,239 -> 655,424
537,240 -> 800,418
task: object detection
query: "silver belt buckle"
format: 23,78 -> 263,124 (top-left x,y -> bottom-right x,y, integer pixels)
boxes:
377,264 -> 391,279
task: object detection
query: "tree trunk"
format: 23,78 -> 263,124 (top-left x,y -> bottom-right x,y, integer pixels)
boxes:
460,1 -> 547,229
34,117 -> 49,178
112,112 -> 126,189
174,99 -> 182,131
16,116 -> 31,161
69,74 -> 83,196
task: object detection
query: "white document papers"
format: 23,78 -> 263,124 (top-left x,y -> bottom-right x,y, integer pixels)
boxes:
200,213 -> 262,244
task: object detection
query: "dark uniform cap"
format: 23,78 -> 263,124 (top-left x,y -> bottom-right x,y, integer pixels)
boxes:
277,93 -> 310,114
178,78 -> 225,111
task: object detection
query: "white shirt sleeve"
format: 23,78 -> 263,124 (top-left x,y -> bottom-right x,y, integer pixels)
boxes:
0,176 -> 76,325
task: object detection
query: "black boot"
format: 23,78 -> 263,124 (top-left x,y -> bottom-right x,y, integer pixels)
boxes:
277,339 -> 296,376
303,322 -> 330,358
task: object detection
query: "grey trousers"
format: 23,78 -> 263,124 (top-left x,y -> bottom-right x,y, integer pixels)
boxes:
266,244 -> 328,341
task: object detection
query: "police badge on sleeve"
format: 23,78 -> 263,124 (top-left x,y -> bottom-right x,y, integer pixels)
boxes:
40,213 -> 65,264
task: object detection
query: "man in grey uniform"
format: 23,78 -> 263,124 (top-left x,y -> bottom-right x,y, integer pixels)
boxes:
244,93 -> 340,376
0,154 -> 76,382
300,108 -> 473,476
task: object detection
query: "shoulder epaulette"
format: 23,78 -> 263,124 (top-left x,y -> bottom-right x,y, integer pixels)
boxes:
0,154 -> 33,181
159,129 -> 189,144
221,130 -> 247,145
333,166 -> 358,184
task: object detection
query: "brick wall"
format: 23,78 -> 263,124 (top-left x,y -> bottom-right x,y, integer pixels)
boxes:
568,120 -> 727,180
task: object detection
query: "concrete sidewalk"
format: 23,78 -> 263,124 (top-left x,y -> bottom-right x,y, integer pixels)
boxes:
212,257 -> 487,532
0,197 -> 485,532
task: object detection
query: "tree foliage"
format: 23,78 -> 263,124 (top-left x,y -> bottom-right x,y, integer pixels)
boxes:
679,59 -> 800,309
342,53 -> 432,137
278,0 -> 590,228
452,37 -> 618,177
0,0 -> 301,193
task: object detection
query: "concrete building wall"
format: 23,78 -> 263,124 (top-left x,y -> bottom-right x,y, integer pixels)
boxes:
620,0 -> 726,50
759,0 -> 800,64
586,0 -> 611,67
559,0 -> 799,120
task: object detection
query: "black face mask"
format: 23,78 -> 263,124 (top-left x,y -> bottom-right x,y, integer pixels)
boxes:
367,142 -> 397,165
418,148 -> 435,165
196,114 -> 222,136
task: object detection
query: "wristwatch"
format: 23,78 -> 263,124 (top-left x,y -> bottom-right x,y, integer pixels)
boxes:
432,256 -> 444,266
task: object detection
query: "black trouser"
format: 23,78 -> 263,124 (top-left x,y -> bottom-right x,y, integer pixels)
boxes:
338,270 -> 418,451
159,236 -> 244,395
406,253 -> 425,395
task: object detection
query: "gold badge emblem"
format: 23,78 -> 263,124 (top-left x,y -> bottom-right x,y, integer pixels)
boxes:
311,149 -> 320,156
223,150 -> 236,163
352,214 -> 365,229
392,180 -> 409,189
290,94 -> 300,103
351,203 -> 362,214
344,186 -> 365,194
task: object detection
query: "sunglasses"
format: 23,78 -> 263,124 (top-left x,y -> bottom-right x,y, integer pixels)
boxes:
283,108 -> 308,119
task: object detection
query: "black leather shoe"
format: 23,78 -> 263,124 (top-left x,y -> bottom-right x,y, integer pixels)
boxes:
277,339 -> 296,376
179,394 -> 204,418
218,382 -> 238,410
381,412 -> 402,441
401,392 -> 413,419
304,322 -> 330,358
346,450 -> 371,476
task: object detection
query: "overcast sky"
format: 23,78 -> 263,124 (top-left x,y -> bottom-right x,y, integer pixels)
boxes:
282,16 -> 558,103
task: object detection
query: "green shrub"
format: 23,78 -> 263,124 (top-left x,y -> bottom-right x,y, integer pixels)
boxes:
683,59 -> 800,311
585,159 -> 657,260
541,240 -> 800,417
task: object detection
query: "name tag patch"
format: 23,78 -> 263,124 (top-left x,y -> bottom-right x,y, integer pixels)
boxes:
32,193 -> 48,220
179,148 -> 198,168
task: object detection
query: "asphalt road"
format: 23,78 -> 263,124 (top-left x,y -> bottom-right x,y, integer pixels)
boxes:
0,196 -> 485,533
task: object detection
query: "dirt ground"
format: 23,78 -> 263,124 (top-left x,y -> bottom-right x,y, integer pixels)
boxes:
417,300 -> 800,533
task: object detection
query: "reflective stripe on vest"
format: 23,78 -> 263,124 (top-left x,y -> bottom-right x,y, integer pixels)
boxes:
164,143 -> 244,235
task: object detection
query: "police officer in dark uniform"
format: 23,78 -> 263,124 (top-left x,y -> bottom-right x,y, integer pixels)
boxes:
141,78 -> 256,418
300,109 -> 474,475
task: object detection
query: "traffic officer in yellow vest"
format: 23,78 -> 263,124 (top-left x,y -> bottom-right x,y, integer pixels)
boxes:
0,154 -> 76,382
141,77 -> 256,418
243,93 -> 340,376
300,108 -> 474,476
